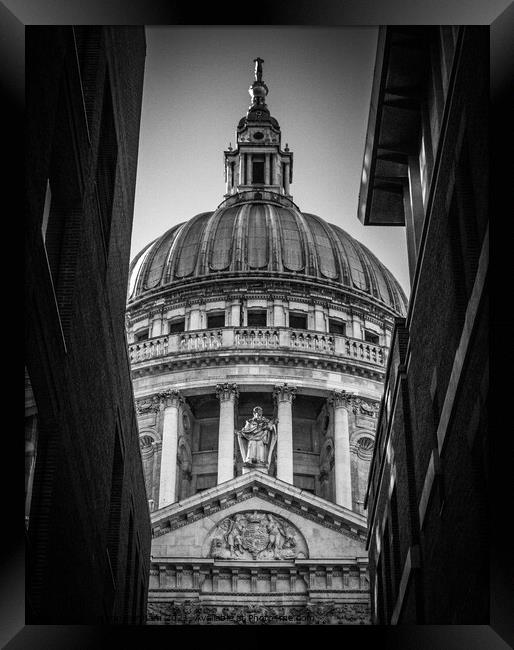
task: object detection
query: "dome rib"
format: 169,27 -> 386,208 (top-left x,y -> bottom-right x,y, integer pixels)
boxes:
209,207 -> 238,271
277,207 -> 305,272
303,212 -> 338,280
174,212 -> 211,279
128,200 -> 407,315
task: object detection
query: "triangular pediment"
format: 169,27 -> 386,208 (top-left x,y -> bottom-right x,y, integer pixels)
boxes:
151,471 -> 367,561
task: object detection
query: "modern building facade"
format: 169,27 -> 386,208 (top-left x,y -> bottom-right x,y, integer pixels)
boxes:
25,26 -> 151,623
359,27 -> 489,623
127,60 -> 407,624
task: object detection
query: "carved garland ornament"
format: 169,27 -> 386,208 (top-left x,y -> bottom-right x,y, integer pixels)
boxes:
147,601 -> 370,625
329,390 -> 380,416
136,389 -> 184,414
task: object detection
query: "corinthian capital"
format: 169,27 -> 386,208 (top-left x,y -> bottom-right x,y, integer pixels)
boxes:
215,383 -> 239,402
155,389 -> 184,409
273,383 -> 297,403
329,390 -> 359,412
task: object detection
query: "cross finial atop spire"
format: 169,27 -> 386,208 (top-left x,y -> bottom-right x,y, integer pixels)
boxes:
254,57 -> 264,82
249,58 -> 268,108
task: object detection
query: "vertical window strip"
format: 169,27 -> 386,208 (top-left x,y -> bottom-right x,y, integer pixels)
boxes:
96,73 -> 118,254
247,204 -> 268,268
209,207 -> 238,271
143,226 -> 182,290
123,512 -> 134,622
304,214 -> 337,279
106,424 -> 124,588
175,213 -> 209,277
279,208 -> 304,271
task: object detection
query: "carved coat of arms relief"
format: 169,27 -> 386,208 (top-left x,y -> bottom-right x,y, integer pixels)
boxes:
208,511 -> 308,561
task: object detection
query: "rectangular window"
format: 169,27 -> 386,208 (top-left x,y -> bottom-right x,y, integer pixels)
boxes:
247,310 -> 267,327
207,312 -> 225,329
123,512 -> 134,623
328,319 -> 346,335
289,312 -> 307,330
293,421 -> 313,451
390,490 -> 402,596
131,547 -> 140,623
73,26 -> 102,129
41,180 -> 52,242
106,423 -> 124,585
168,318 -> 185,333
138,579 -> 145,624
134,329 -> 149,342
383,522 -> 394,622
364,330 -> 380,345
419,133 -> 428,205
252,155 -> 265,184
439,26 -> 456,94
199,422 -> 218,451
25,413 -> 39,530
448,136 -> 480,328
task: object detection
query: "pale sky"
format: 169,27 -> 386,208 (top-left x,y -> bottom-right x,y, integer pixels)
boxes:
131,26 -> 410,296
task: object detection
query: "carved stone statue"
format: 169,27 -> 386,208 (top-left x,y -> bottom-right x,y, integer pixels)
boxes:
236,406 -> 277,473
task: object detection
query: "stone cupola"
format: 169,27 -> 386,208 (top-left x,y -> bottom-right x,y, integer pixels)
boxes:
223,58 -> 293,198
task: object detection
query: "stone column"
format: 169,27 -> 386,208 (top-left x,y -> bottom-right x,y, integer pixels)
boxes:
314,303 -> 326,332
158,390 -> 184,509
352,312 -> 363,339
330,391 -> 354,509
216,383 -> 239,484
264,154 -> 271,185
272,154 -> 279,185
230,297 -> 241,327
239,153 -> 245,186
274,384 -> 297,484
284,161 -> 290,194
247,153 -> 253,185
151,311 -> 162,338
273,297 -> 286,327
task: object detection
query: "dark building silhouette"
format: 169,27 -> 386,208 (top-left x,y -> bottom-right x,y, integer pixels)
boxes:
25,26 -> 150,623
359,27 -> 488,623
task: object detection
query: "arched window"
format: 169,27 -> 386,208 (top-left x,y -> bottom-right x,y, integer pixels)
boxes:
355,435 -> 374,461
139,433 -> 155,452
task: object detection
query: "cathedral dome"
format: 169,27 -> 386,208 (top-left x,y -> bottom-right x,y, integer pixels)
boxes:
128,192 -> 407,315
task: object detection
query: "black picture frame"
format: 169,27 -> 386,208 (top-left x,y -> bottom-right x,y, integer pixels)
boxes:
8,0 -> 513,646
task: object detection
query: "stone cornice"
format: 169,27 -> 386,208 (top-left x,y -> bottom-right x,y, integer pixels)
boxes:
131,351 -> 386,382
150,471 -> 367,541
127,273 -> 403,320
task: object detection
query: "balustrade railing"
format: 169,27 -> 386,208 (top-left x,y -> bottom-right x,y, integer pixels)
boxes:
128,327 -> 386,367
291,331 -> 335,353
129,336 -> 169,363
235,328 -> 280,347
179,330 -> 223,352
